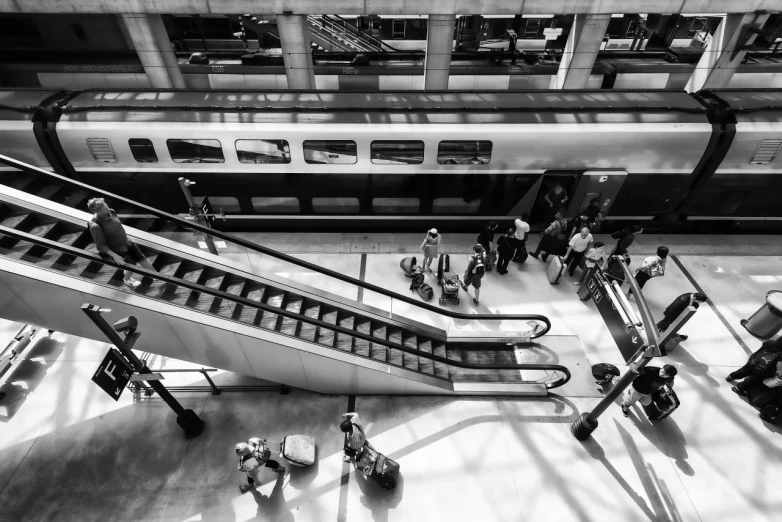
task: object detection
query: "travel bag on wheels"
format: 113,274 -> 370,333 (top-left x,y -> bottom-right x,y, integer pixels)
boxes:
354,441 -> 400,489
547,256 -> 565,285
265,434 -> 316,467
642,385 -> 680,420
437,254 -> 451,280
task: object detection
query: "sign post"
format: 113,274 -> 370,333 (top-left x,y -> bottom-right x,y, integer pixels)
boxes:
92,348 -> 133,400
571,260 -> 662,440
83,304 -> 204,438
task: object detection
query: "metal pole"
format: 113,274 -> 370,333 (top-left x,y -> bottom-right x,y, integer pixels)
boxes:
572,256 -> 661,440
178,177 -> 218,256
81,304 -> 204,438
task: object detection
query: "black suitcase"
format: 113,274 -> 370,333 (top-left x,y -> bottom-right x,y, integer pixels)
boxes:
437,254 -> 450,281
643,385 -> 680,420
372,453 -> 400,489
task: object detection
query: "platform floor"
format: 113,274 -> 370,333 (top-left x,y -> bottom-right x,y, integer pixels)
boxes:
1,234 -> 781,521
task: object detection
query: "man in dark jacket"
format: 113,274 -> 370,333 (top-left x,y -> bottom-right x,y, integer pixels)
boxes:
496,228 -> 515,275
611,225 -> 643,256
620,364 -> 677,417
728,339 -> 782,395
656,293 -> 708,333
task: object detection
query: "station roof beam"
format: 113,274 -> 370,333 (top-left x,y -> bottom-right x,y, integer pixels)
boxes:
686,12 -> 771,92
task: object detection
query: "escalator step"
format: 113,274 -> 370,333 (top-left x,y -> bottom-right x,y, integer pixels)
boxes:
139,260 -> 182,298
0,212 -> 32,230
369,324 -> 387,362
260,290 -> 284,330
3,172 -> 37,192
354,320 -> 371,357
28,222 -> 57,238
222,277 -> 246,296
279,297 -> 303,336
335,313 -> 355,351
433,343 -> 450,379
298,302 -> 321,342
416,339 -> 435,376
234,284 -> 265,325
403,351 -> 420,372
317,308 -> 337,347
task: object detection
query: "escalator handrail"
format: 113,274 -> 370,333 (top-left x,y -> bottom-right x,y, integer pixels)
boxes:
0,154 -> 551,338
326,15 -> 403,53
0,224 -> 570,389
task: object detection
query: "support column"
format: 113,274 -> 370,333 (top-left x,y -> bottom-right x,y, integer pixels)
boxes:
685,13 -> 770,93
277,14 -> 316,90
424,14 -> 456,90
121,14 -> 185,89
553,14 -> 611,90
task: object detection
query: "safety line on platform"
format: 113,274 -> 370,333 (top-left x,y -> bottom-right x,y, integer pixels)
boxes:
357,254 -> 367,304
671,255 -> 752,355
337,394 -> 356,522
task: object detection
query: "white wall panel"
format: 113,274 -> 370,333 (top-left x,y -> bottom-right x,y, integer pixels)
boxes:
613,73 -> 669,89
235,332 -> 311,390
314,75 -> 339,90
298,350 -> 358,394
164,315 -> 252,376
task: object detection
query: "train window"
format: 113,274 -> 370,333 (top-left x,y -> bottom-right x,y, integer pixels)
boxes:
432,198 -> 481,214
750,139 -> 782,165
86,138 -> 117,163
372,198 -> 420,213
437,141 -> 492,165
312,197 -> 360,213
251,197 -> 300,213
128,138 -> 158,163
207,196 -> 241,213
236,140 -> 291,164
303,141 -> 357,164
370,141 -> 424,165
166,139 -> 224,163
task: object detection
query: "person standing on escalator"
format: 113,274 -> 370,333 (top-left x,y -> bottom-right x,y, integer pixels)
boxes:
87,198 -> 156,287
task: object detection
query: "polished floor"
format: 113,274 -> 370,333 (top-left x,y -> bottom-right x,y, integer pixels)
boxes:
0,233 -> 781,521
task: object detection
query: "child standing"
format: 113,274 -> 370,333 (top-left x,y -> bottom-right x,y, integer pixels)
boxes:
420,228 -> 442,273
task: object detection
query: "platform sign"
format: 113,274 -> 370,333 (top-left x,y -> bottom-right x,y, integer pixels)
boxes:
92,348 -> 133,401
584,266 -> 645,363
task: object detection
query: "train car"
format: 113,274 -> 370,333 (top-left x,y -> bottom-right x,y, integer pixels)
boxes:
1,88 -> 781,233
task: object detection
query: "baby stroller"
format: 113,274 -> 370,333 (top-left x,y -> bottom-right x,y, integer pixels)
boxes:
436,254 -> 460,305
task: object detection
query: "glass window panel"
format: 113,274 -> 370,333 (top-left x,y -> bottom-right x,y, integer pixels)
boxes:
207,196 -> 241,213
236,139 -> 291,164
432,197 -> 481,214
437,141 -> 492,165
312,197 -> 360,213
370,141 -> 424,165
166,139 -> 224,163
303,140 -> 357,164
251,197 -> 300,213
128,138 -> 158,163
372,198 -> 420,213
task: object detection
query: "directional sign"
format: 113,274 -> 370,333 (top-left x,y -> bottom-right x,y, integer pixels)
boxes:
92,348 -> 133,401
583,265 -> 646,363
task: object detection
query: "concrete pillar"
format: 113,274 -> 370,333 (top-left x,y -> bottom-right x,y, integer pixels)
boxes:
277,14 -> 316,90
685,13 -> 770,93
553,14 -> 611,89
121,14 -> 185,89
424,14 -> 456,90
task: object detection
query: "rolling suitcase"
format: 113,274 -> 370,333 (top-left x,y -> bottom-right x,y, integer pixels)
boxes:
547,256 -> 565,284
437,254 -> 450,281
265,435 -> 316,467
642,385 -> 680,420
355,441 -> 400,489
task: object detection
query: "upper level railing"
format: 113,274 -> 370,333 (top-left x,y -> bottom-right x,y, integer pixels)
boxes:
0,153 -> 551,341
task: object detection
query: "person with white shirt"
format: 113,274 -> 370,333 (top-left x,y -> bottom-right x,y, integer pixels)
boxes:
512,212 -> 530,261
577,241 -> 606,284
564,227 -> 593,278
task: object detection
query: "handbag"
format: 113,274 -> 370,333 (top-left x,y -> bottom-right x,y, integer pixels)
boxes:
649,260 -> 665,277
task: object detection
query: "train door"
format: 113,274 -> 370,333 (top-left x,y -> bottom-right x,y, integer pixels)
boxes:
527,171 -> 580,224
568,170 -> 627,219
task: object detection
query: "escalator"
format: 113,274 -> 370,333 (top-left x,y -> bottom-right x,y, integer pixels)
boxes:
0,154 -> 571,395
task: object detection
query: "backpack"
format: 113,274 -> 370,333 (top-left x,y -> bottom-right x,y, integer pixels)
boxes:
591,363 -> 620,384
751,352 -> 779,374
409,272 -> 425,291
472,257 -> 486,278
516,245 -> 528,264
417,283 -> 434,301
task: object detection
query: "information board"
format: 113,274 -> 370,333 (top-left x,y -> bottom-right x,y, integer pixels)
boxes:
92,348 -> 134,401
584,266 -> 646,363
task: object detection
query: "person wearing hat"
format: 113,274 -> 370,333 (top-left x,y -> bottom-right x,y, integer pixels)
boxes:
461,244 -> 487,305
235,438 -> 285,493
340,412 -> 366,462
420,228 -> 442,274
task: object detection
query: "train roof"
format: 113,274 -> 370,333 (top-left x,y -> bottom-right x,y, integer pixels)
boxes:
707,89 -> 782,123
0,90 -> 59,121
58,90 -> 710,125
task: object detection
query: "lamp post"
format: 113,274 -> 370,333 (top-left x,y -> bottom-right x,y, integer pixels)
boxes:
571,257 -> 661,440
82,304 -> 204,438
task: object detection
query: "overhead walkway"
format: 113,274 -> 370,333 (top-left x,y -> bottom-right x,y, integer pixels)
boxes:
0,155 -> 570,395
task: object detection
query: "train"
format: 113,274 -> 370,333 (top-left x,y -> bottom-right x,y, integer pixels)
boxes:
1,88 -> 782,233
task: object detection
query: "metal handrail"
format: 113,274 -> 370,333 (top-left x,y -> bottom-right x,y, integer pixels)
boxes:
0,153 -> 552,339
326,15 -> 403,53
307,16 -> 374,53
0,224 -> 571,388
